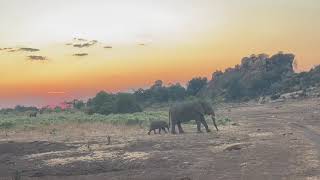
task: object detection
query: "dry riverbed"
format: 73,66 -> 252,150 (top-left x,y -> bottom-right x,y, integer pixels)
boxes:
1,98 -> 320,180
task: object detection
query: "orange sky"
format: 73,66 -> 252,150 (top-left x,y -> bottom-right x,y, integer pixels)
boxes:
1,0 -> 320,107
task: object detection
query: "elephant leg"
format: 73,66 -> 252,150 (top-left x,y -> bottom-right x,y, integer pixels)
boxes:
177,123 -> 184,134
159,128 -> 161,134
162,127 -> 167,133
171,121 -> 177,134
154,129 -> 156,134
196,120 -> 203,133
200,115 -> 211,133
147,130 -> 151,135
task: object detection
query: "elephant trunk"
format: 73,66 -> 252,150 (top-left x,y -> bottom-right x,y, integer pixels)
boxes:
211,115 -> 219,131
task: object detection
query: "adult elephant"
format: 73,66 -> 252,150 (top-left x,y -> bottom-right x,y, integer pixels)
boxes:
169,100 -> 219,134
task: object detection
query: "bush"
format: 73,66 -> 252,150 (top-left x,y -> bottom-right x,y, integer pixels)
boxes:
87,91 -> 116,115
187,77 -> 207,96
114,93 -> 142,114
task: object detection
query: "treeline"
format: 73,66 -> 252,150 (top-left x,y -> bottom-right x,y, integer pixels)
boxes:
85,78 -> 208,115
0,77 -> 209,116
2,52 -> 319,115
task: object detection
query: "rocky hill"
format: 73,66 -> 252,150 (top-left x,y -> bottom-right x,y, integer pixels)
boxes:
200,52 -> 320,101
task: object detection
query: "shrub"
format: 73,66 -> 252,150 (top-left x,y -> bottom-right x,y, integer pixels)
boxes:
114,93 -> 142,114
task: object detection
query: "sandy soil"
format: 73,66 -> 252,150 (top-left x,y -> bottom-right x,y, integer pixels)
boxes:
1,98 -> 320,180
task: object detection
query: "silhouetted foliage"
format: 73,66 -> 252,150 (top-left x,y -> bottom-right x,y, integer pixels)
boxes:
113,93 -> 142,114
187,77 -> 208,96
167,83 -> 187,101
200,52 -> 320,101
14,105 -> 38,112
73,100 -> 85,110
87,91 -> 116,115
86,91 -> 141,115
134,80 -> 187,103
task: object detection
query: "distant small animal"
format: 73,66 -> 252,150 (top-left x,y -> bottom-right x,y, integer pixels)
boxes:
29,112 -> 37,117
148,121 -> 170,135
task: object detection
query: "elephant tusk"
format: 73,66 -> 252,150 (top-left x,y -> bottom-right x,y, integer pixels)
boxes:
211,115 -> 219,131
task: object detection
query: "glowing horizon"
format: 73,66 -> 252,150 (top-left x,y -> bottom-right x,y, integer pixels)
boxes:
1,0 -> 320,108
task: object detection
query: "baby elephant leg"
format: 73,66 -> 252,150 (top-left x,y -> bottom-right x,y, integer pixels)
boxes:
177,123 -> 184,133
162,127 -> 167,133
158,128 -> 162,134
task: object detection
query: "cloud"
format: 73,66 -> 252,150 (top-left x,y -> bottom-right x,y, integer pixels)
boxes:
0,47 -> 13,51
27,55 -> 47,61
18,48 -> 40,52
67,38 -> 98,48
73,53 -> 88,57
138,43 -> 146,46
104,46 -> 113,49
2,47 -> 40,53
48,91 -> 65,94
8,49 -> 17,53
73,43 -> 94,48
73,38 -> 87,42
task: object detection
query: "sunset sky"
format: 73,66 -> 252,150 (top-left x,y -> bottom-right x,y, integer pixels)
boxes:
1,0 -> 320,108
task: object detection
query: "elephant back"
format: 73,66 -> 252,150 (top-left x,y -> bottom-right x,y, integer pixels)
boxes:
169,101 -> 205,121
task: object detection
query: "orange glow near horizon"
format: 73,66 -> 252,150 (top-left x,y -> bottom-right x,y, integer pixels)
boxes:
1,0 -> 320,107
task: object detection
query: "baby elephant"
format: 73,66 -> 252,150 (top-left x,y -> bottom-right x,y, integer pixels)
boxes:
148,121 -> 170,135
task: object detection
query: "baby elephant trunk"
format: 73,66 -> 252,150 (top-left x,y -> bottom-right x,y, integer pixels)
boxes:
211,115 -> 219,131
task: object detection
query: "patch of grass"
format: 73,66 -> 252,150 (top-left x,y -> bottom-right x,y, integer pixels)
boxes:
0,111 -> 168,130
216,117 -> 232,125
0,121 -> 16,136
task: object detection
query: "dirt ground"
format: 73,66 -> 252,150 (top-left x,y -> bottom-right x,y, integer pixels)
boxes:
1,98 -> 320,180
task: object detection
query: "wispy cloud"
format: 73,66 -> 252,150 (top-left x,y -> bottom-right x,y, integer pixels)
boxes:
2,47 -> 40,53
19,48 -> 40,52
73,43 -> 94,48
73,53 -> 88,57
48,91 -> 65,94
73,38 -> 87,42
67,38 -> 98,48
27,55 -> 47,61
0,47 -> 13,52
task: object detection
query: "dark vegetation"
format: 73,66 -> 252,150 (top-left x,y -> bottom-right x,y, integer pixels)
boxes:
200,52 -> 320,101
1,52 -> 319,116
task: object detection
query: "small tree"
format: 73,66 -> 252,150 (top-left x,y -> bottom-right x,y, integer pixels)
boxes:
114,93 -> 142,114
0,121 -> 15,136
87,91 -> 116,115
187,77 -> 208,96
73,100 -> 85,110
168,83 -> 186,101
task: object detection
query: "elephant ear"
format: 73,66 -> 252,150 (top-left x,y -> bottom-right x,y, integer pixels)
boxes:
194,102 -> 205,115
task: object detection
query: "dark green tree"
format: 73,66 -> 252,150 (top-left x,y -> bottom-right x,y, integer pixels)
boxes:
113,93 -> 142,114
73,100 -> 85,110
87,91 -> 116,115
167,83 -> 186,101
187,77 -> 208,96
